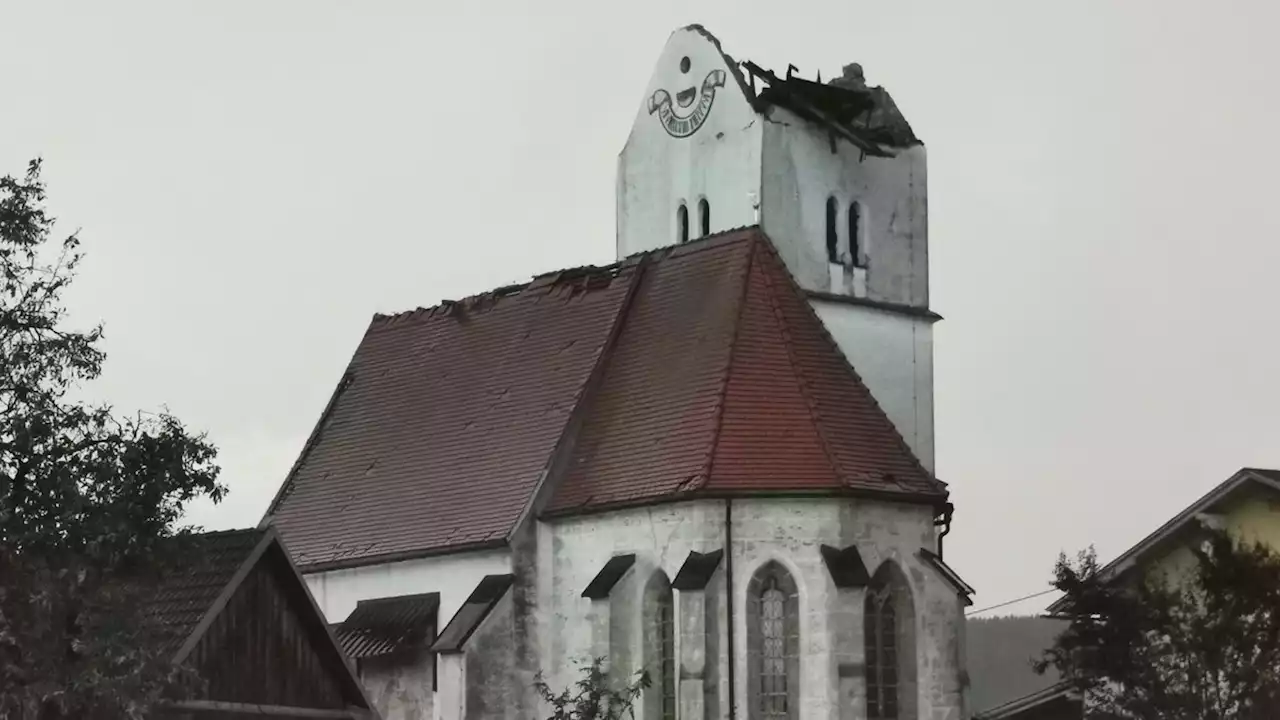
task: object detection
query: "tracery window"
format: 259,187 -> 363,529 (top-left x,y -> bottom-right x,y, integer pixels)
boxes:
645,572 -> 677,720
747,561 -> 798,720
865,562 -> 916,720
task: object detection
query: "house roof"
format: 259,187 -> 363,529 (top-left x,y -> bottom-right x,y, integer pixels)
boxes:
265,228 -> 945,570
1046,466 -> 1280,614
335,592 -> 440,659
143,528 -> 272,656
139,528 -> 373,713
974,682 -> 1078,720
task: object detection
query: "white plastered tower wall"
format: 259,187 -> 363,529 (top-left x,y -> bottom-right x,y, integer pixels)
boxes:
617,26 -> 764,257
615,27 -> 936,472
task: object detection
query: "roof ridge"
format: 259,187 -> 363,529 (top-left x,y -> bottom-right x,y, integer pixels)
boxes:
370,229 -> 762,328
756,240 -> 939,490
509,254 -> 653,524
753,238 -> 848,487
699,234 -> 760,490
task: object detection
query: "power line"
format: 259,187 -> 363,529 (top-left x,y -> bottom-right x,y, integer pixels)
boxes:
965,588 -> 1057,617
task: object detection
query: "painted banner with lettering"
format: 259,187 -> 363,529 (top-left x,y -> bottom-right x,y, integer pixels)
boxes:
648,69 -> 728,138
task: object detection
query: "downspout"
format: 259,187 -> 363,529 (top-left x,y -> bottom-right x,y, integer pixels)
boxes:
725,498 -> 736,720
934,502 -> 954,560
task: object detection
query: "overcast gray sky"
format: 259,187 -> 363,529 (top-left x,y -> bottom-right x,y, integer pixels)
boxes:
3,0 -> 1277,615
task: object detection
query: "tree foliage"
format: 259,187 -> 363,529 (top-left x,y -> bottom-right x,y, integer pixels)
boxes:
1038,528 -> 1280,720
533,657 -> 651,720
0,160 -> 226,719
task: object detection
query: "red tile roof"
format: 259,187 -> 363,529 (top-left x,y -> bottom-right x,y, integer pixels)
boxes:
266,228 -> 945,570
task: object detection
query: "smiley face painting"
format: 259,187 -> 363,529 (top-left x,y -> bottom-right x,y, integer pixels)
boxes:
647,54 -> 727,139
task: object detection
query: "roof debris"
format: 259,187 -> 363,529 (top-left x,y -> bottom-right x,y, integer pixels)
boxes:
740,59 -> 920,156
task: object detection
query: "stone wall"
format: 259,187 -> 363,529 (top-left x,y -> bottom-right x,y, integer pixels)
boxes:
530,496 -> 967,720
359,652 -> 434,720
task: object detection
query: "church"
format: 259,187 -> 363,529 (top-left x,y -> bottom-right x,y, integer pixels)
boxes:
260,25 -> 972,720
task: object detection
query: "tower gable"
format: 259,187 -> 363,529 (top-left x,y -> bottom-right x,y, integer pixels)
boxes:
617,26 -> 763,258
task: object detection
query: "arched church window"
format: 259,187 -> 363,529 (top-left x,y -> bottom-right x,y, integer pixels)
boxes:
747,561 -> 799,720
825,196 -> 838,263
848,201 -> 865,268
677,203 -> 689,245
865,562 -> 917,720
644,571 -> 677,720
698,198 -> 710,238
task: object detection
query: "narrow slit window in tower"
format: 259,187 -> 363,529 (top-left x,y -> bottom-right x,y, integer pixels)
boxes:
698,198 -> 710,238
848,201 -> 865,268
678,203 -> 689,244
825,196 -> 838,263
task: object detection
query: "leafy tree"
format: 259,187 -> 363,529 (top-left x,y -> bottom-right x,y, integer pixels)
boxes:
1037,528 -> 1280,720
533,657 -> 651,720
0,160 -> 225,719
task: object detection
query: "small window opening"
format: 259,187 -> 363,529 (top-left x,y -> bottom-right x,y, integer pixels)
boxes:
848,201 -> 865,268
825,196 -> 838,263
698,198 -> 710,238
677,203 -> 689,244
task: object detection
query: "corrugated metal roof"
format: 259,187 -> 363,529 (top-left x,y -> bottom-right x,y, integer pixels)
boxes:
335,593 -> 440,659
267,228 -> 945,570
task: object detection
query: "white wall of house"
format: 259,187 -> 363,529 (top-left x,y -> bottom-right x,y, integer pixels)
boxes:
303,548 -> 512,625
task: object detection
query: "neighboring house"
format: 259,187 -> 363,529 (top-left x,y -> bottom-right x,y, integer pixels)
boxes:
1046,466 -> 1280,601
145,528 -> 374,719
973,683 -> 1079,720
260,25 -> 973,720
978,466 -> 1280,720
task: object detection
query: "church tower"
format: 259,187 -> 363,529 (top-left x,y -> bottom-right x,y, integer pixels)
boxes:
618,25 -> 936,471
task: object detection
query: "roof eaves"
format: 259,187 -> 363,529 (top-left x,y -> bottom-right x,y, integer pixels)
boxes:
296,538 -> 509,575
974,681 -> 1078,720
805,290 -> 943,322
540,485 -> 947,522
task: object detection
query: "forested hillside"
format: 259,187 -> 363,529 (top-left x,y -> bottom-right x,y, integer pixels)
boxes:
966,615 -> 1067,713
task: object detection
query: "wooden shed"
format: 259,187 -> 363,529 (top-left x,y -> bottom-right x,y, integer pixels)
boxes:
145,528 -> 374,719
